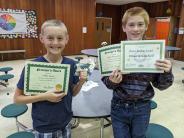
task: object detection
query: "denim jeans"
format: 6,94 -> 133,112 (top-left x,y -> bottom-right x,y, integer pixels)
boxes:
111,99 -> 151,138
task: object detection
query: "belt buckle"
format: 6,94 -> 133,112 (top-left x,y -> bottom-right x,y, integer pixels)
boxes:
124,101 -> 134,107
125,103 -> 129,107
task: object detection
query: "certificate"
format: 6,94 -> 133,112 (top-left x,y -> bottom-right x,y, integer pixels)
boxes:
121,40 -> 165,73
24,61 -> 70,95
97,44 -> 121,76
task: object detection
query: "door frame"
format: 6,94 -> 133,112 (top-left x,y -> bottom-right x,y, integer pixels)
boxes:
96,17 -> 112,45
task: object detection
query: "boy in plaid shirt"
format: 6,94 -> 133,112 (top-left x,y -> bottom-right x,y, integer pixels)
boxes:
102,7 -> 173,138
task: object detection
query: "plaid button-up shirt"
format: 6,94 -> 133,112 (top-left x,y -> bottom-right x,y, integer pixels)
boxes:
102,71 -> 174,101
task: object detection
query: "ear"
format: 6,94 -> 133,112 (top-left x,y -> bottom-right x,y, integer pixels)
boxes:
122,25 -> 126,32
39,34 -> 44,44
65,34 -> 69,45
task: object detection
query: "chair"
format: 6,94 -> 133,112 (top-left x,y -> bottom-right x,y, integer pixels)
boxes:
150,100 -> 157,110
75,57 -> 83,62
7,131 -> 34,138
148,101 -> 173,138
71,118 -> 80,129
146,123 -> 173,138
1,103 -> 29,132
0,67 -> 13,74
0,67 -> 14,89
0,74 -> 14,87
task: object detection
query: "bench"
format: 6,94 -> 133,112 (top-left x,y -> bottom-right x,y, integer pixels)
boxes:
0,50 -> 26,61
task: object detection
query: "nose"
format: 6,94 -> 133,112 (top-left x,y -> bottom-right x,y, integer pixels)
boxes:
53,38 -> 59,44
133,25 -> 139,31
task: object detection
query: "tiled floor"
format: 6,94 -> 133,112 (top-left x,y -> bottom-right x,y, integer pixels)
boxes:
0,57 -> 184,138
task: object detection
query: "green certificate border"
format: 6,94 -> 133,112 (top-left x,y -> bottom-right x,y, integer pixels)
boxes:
98,44 -> 121,76
121,40 -> 165,73
24,61 -> 70,95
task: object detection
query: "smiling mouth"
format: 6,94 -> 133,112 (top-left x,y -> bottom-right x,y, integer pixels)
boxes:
132,33 -> 140,36
132,34 -> 142,38
50,46 -> 62,49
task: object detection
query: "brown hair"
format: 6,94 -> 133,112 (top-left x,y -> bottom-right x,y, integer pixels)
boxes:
122,7 -> 149,27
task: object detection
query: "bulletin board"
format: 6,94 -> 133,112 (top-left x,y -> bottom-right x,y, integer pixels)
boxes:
0,8 -> 38,39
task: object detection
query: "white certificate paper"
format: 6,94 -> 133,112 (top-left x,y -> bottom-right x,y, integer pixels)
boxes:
121,40 -> 165,73
24,61 -> 70,95
97,44 -> 121,76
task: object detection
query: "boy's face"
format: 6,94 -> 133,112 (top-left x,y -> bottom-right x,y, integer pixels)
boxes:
122,15 -> 147,40
40,26 -> 68,55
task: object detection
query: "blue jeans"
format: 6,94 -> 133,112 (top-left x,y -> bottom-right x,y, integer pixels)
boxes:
111,99 -> 151,138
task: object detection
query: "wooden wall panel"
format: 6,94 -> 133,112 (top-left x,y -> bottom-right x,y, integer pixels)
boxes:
96,4 -> 121,44
85,1 -> 96,49
171,0 -> 182,17
168,16 -> 179,46
96,2 -> 172,42
175,2 -> 184,60
148,2 -> 169,17
0,0 -> 95,60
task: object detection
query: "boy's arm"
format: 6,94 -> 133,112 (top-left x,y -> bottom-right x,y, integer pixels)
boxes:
152,59 -> 174,90
72,79 -> 86,96
14,88 -> 66,104
102,70 -> 122,90
152,71 -> 174,90
72,71 -> 87,96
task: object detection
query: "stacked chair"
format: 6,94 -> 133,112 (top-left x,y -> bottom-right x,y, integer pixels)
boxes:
1,103 -> 34,138
0,67 -> 14,87
0,67 -> 34,137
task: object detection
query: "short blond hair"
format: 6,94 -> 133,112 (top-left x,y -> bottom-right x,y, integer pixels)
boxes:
122,7 -> 149,27
41,19 -> 68,35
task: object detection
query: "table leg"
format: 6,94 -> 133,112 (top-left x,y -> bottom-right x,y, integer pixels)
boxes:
166,51 -> 171,58
100,118 -> 104,138
16,118 -> 20,132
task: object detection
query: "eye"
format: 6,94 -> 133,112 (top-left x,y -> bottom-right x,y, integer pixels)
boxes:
47,36 -> 54,40
128,23 -> 135,27
57,37 -> 63,40
138,23 -> 145,27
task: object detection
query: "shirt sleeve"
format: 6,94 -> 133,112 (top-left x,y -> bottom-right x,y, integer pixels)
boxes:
17,67 -> 25,90
152,69 -> 174,90
101,76 -> 120,90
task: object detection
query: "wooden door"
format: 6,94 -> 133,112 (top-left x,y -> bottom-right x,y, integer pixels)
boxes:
95,17 -> 112,48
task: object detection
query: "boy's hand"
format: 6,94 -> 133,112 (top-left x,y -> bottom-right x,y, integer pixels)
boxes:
79,70 -> 88,81
43,90 -> 66,102
155,59 -> 172,73
109,70 -> 122,84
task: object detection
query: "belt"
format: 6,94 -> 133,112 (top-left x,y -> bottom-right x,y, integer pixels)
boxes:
113,99 -> 150,106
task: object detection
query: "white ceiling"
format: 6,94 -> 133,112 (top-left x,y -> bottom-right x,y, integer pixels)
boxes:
96,0 -> 168,5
